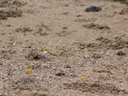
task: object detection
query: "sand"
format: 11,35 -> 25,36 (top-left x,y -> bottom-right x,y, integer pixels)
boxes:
0,0 -> 128,96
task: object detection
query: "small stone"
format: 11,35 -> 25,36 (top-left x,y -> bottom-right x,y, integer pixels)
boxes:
15,89 -> 20,94
122,67 -> 127,70
85,6 -> 101,12
65,65 -> 71,68
0,8 -> 4,12
55,72 -> 65,76
120,8 -> 128,14
70,74 -> 77,78
92,54 -> 101,59
116,51 -> 126,56
76,15 -> 82,17
13,42 -> 16,46
103,90 -> 108,93
43,51 -> 48,54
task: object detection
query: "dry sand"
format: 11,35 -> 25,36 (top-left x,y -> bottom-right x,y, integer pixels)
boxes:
0,0 -> 128,96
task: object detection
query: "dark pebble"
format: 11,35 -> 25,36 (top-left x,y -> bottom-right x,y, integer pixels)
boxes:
116,51 -> 126,56
92,54 -> 101,59
55,72 -> 65,76
65,65 -> 71,68
85,6 -> 102,12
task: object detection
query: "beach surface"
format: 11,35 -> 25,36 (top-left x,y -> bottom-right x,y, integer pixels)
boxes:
0,0 -> 128,96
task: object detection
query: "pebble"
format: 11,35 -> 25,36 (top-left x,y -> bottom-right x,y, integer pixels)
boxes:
43,51 -> 48,54
13,42 -> 16,46
85,6 -> 102,12
55,72 -> 65,76
116,51 -> 126,56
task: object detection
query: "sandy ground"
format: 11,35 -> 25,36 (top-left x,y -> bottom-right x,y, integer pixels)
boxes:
0,0 -> 128,96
